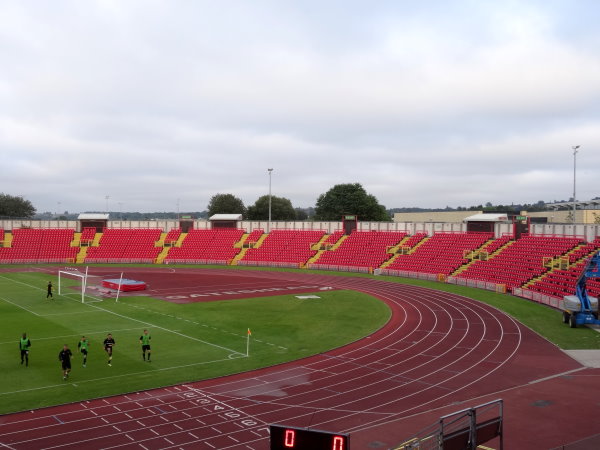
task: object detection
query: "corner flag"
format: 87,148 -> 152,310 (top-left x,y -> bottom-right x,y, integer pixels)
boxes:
246,328 -> 251,356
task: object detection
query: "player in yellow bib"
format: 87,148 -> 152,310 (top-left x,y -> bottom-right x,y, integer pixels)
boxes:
19,333 -> 31,366
78,336 -> 89,367
140,329 -> 151,362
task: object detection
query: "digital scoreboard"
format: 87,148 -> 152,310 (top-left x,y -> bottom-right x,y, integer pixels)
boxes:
270,425 -> 350,450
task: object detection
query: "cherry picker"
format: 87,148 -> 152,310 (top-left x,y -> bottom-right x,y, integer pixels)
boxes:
562,250 -> 600,328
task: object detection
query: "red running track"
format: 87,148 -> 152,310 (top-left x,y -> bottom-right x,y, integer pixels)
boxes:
1,268 -> 598,449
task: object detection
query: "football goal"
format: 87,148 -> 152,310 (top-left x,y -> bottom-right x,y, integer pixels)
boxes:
58,266 -> 89,303
84,270 -> 127,303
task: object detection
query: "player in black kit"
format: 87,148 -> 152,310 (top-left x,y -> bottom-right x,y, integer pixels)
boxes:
59,344 -> 72,380
103,333 -> 115,366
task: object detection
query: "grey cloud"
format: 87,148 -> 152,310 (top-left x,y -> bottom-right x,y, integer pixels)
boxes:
1,1 -> 599,212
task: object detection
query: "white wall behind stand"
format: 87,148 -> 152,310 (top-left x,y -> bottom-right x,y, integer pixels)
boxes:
0,220 -> 599,241
530,223 -> 600,242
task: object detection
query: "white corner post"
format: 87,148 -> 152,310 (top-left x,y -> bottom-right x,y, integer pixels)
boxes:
246,328 -> 251,357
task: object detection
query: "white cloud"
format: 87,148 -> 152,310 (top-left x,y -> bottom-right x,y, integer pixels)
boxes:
0,0 -> 599,213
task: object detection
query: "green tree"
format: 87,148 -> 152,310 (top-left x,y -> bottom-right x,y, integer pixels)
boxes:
0,193 -> 36,218
247,195 -> 296,220
207,193 -> 246,218
294,208 -> 308,220
314,183 -> 389,221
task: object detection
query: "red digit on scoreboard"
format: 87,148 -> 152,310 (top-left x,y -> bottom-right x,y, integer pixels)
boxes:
332,435 -> 345,450
284,429 -> 296,447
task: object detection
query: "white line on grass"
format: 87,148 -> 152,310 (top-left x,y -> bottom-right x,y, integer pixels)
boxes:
41,311 -> 102,316
0,274 -> 47,292
0,327 -> 143,346
0,294 -> 41,317
85,302 -> 246,356
125,304 -> 288,350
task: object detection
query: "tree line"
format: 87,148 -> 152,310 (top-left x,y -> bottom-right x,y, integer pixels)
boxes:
207,183 -> 389,221
2,188 -> 588,222
1,184 -> 389,221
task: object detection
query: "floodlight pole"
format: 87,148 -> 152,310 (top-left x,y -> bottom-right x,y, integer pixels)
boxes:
572,145 -> 580,224
268,168 -> 273,233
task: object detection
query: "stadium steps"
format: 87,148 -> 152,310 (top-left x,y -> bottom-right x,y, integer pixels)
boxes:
380,236 -> 413,268
175,232 -> 187,247
522,244 -> 587,288
155,247 -> 171,264
305,234 -> 332,267
232,231 -> 266,264
451,238 -> 513,276
307,234 -> 348,265
76,246 -> 88,263
92,232 -> 102,246
388,235 -> 411,253
398,235 -> 430,255
234,233 -> 248,248
330,234 -> 348,250
555,243 -> 589,269
311,234 -> 330,250
231,247 -> 249,265
305,249 -> 325,266
71,232 -> 82,247
156,232 -> 168,247
451,238 -> 496,275
380,253 -> 398,269
3,232 -> 13,247
304,235 -> 330,264
253,234 -> 269,247
232,233 -> 269,264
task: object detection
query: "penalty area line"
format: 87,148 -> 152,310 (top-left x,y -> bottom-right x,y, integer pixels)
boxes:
0,294 -> 41,317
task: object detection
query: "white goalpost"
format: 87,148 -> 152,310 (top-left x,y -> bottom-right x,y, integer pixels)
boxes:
58,268 -> 135,303
86,270 -> 126,303
114,272 -> 124,303
58,266 -> 89,303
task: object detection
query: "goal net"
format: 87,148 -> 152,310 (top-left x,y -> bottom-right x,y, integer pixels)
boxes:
84,270 -> 127,302
58,267 -> 89,303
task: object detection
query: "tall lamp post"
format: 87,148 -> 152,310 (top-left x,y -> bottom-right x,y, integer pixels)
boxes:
268,168 -> 273,233
572,145 -> 580,224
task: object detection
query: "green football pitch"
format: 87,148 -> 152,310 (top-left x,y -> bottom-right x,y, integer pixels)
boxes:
0,270 -> 390,415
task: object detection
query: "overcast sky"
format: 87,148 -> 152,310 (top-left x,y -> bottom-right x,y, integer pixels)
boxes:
1,0 -> 599,214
